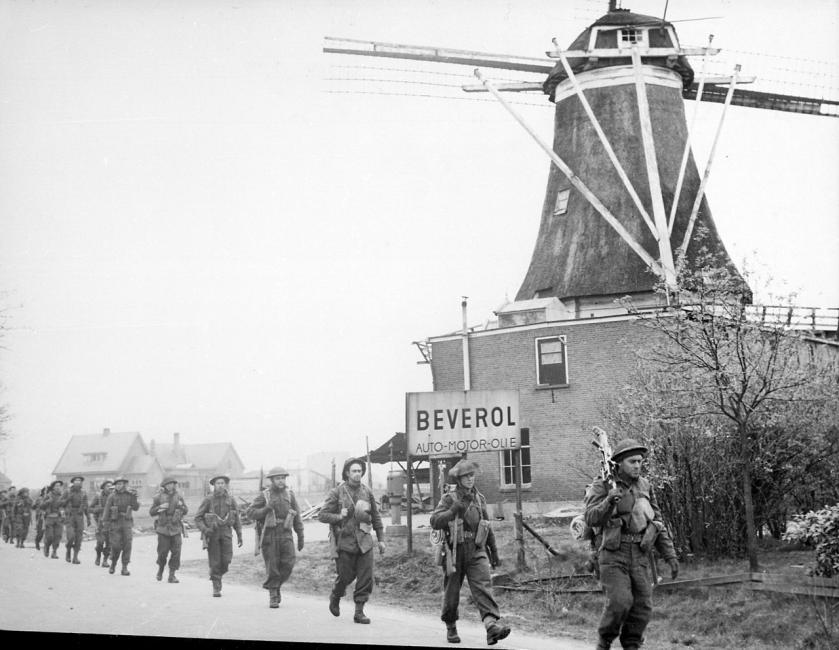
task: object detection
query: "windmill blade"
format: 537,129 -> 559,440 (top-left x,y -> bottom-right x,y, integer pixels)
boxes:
324,36 -> 553,74
685,83 -> 839,117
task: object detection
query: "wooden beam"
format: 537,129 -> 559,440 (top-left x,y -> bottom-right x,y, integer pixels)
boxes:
630,47 -> 677,290
655,573 -> 752,588
547,46 -> 721,59
474,69 -> 666,282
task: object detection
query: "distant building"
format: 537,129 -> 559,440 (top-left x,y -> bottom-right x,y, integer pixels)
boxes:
150,432 -> 245,498
52,428 -> 164,498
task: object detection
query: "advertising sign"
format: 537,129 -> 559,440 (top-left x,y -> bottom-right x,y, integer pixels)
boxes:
406,389 -> 521,458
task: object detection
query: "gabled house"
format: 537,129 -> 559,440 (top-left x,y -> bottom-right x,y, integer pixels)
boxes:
150,432 -> 245,497
52,428 -> 164,497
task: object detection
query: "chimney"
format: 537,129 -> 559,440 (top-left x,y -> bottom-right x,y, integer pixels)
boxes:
173,432 -> 180,448
103,428 -> 110,437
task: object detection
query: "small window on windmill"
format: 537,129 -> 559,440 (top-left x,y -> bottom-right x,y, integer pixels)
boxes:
553,189 -> 570,215
620,28 -> 644,45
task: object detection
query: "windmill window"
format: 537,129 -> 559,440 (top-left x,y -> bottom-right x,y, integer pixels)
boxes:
535,335 -> 568,387
620,29 -> 644,45
500,428 -> 532,489
553,189 -> 570,215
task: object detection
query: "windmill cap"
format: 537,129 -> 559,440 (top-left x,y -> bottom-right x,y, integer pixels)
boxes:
341,458 -> 366,481
448,459 -> 480,481
611,439 -> 648,463
265,466 -> 289,479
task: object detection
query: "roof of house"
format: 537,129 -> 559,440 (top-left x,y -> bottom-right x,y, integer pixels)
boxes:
154,442 -> 243,473
53,431 -> 146,475
125,454 -> 161,475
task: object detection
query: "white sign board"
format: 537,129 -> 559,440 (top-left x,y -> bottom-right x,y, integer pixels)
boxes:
406,389 -> 521,458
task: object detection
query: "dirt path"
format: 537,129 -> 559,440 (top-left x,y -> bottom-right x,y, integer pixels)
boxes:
0,524 -> 589,649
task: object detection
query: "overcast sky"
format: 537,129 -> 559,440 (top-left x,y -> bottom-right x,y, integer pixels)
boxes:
1,0 -> 837,488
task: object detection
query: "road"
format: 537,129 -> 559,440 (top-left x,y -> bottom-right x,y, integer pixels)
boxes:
0,523 -> 590,649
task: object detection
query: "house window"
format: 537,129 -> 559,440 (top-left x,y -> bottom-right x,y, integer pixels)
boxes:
501,428 -> 532,488
83,452 -> 107,465
180,481 -> 190,489
130,479 -> 143,489
620,28 -> 644,45
553,189 -> 570,215
535,335 -> 568,386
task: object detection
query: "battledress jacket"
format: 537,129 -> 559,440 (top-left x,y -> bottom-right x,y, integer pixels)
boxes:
248,486 -> 304,542
194,492 -> 242,539
60,487 -> 90,521
318,482 -> 383,553
583,475 -> 676,560
430,486 -> 499,564
149,490 -> 189,537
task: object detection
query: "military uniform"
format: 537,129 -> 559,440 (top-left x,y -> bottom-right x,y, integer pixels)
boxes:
103,478 -> 140,575
60,477 -> 91,563
40,482 -> 65,558
194,475 -> 242,597
318,458 -> 385,624
33,487 -> 48,551
89,481 -> 114,567
12,488 -> 34,548
1,488 -> 15,543
584,439 -> 678,650
247,466 -> 304,607
149,477 -> 188,583
430,459 -> 510,646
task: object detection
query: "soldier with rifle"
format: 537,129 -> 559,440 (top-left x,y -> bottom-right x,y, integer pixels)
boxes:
194,474 -> 242,597
12,487 -> 34,548
90,480 -> 114,567
247,466 -> 304,608
33,486 -> 48,551
40,480 -> 65,558
60,475 -> 91,564
584,434 -> 679,650
1,486 -> 15,543
429,459 -> 510,646
149,476 -> 188,583
318,457 -> 386,625
103,476 -> 140,575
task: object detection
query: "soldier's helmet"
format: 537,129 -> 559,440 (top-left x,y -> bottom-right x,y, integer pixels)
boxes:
70,475 -> 85,483
100,479 -> 114,489
341,457 -> 366,481
113,476 -> 129,485
48,480 -> 64,491
448,458 -> 480,482
611,439 -> 649,463
265,466 -> 289,479
160,476 -> 178,488
209,474 -> 230,486
18,487 -> 30,496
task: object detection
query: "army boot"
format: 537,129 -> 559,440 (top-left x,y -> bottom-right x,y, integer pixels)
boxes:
109,563 -> 116,574
95,550 -> 101,566
168,569 -> 179,584
446,624 -> 461,644
595,638 -> 611,650
212,577 -> 222,597
329,592 -> 341,617
485,618 -> 511,646
121,563 -> 130,576
35,540 -> 40,551
65,546 -> 72,562
156,564 -> 165,581
353,601 -> 370,624
50,548 -> 58,559
269,588 -> 280,608
43,544 -> 49,557
72,549 -> 80,564
102,552 -> 110,568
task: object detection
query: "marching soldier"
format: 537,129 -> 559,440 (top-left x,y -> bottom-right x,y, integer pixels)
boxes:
12,487 -> 34,548
41,480 -> 65,558
1,486 -> 15,543
149,476 -> 188,583
430,459 -> 510,646
194,474 -> 242,597
33,486 -> 48,551
247,466 -> 304,608
103,476 -> 139,575
318,457 -> 386,625
584,439 -> 679,650
90,480 -> 114,567
60,475 -> 91,564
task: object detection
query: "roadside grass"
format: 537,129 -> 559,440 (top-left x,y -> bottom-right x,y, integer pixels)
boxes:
180,519 -> 838,649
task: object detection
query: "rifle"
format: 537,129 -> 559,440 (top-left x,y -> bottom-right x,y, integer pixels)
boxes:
591,426 -> 617,489
254,467 -> 264,556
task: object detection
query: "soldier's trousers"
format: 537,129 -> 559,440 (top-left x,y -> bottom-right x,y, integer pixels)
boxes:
35,517 -> 45,547
109,521 -> 134,565
206,530 -> 233,580
43,517 -> 64,551
332,548 -> 374,603
261,531 -> 296,590
156,533 -> 182,570
13,516 -> 31,544
1,515 -> 11,541
441,541 -> 500,624
95,523 -> 110,558
65,514 -> 85,551
597,541 -> 653,648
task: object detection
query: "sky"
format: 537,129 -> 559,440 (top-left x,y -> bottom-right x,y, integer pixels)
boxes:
1,0 -> 837,488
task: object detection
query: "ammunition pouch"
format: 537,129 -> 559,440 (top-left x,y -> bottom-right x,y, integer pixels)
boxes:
600,517 -> 624,552
475,519 -> 490,548
204,512 -> 220,530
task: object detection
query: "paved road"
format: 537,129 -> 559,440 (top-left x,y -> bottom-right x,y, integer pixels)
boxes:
0,523 -> 590,649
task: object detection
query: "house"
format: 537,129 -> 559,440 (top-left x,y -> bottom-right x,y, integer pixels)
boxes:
150,432 -> 245,498
52,428 -> 164,498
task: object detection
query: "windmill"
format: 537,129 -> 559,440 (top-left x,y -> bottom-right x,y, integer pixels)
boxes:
323,2 -> 838,315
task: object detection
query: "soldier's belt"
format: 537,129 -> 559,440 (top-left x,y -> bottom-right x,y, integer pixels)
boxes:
621,532 -> 645,543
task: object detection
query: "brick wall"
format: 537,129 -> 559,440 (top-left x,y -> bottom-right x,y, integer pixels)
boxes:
430,317 -> 652,508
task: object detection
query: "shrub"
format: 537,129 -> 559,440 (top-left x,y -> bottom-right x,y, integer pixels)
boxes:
783,504 -> 839,577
